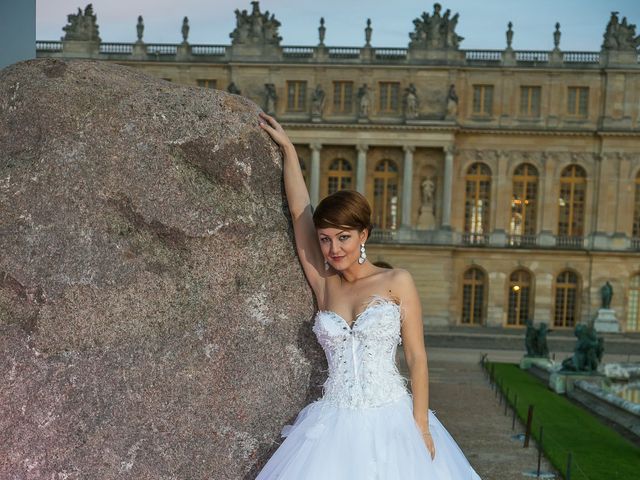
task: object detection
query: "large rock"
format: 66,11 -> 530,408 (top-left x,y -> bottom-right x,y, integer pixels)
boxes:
0,59 -> 322,479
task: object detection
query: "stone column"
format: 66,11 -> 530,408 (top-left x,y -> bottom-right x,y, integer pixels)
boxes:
441,145 -> 454,229
401,146 -> 415,228
310,143 -> 322,206
356,144 -> 368,195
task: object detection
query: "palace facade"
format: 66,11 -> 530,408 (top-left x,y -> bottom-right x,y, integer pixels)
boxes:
37,3 -> 640,331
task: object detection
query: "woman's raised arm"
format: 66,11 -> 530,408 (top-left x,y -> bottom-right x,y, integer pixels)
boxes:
258,112 -> 327,300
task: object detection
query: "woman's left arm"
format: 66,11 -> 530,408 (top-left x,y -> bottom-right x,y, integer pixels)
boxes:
394,269 -> 435,459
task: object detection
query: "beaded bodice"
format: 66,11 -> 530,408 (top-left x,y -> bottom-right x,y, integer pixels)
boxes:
312,296 -> 409,408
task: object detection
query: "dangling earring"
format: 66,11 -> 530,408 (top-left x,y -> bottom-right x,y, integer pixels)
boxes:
324,259 -> 330,271
358,243 -> 367,264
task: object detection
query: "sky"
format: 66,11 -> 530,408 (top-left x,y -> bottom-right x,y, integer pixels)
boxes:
36,0 -> 640,51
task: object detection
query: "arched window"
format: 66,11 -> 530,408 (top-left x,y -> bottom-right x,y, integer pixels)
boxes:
554,270 -> 580,327
327,158 -> 353,194
627,274 -> 640,332
558,165 -> 586,238
464,163 -> 491,243
510,163 -> 538,245
507,269 -> 533,326
462,267 -> 486,325
633,172 -> 640,240
373,159 -> 400,230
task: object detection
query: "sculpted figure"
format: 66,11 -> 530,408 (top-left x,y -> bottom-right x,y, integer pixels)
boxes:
600,281 -> 613,309
62,3 -> 101,42
357,84 -> 371,118
404,84 -> 419,119
311,85 -> 326,118
561,324 -> 604,372
446,84 -> 458,119
264,83 -> 277,115
227,82 -> 241,95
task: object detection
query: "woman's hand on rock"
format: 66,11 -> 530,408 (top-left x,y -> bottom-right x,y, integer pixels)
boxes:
258,111 -> 294,151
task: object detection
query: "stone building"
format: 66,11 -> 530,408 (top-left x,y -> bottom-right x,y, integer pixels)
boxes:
36,2 -> 640,332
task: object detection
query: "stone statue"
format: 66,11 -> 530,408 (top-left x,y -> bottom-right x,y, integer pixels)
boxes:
553,22 -> 561,49
409,3 -> 464,50
136,15 -> 144,43
365,18 -> 373,47
403,84 -> 419,119
506,21 -> 514,49
227,82 -> 241,95
417,177 -> 436,229
230,1 -> 282,46
561,324 -> 604,373
524,319 -> 551,358
602,11 -> 640,51
62,4 -> 101,42
446,84 -> 458,119
181,17 -> 190,44
357,84 -> 371,118
311,85 -> 326,119
318,17 -> 326,46
264,83 -> 277,115
600,281 -> 613,309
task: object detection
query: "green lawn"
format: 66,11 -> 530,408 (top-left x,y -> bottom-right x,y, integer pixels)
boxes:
487,362 -> 639,480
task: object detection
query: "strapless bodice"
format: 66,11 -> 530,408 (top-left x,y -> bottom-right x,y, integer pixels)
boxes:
311,296 -> 409,408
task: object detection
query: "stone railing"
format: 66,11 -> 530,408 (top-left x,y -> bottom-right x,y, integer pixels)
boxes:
370,230 -> 637,251
35,40 -> 628,68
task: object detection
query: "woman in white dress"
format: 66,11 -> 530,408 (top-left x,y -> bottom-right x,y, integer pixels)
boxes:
256,111 -> 481,479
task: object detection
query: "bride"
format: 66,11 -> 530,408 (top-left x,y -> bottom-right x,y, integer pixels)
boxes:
256,111 -> 481,479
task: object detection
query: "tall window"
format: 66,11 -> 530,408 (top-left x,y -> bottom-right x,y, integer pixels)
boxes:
507,269 -> 533,326
567,87 -> 589,117
327,158 -> 353,194
462,267 -> 486,325
373,159 -> 400,230
519,86 -> 541,117
633,172 -> 640,238
333,81 -> 353,114
287,81 -> 307,111
554,270 -> 580,327
197,79 -> 217,89
558,165 -> 586,237
510,163 -> 538,241
378,82 -> 400,113
464,163 -> 492,242
472,85 -> 494,116
627,274 -> 640,331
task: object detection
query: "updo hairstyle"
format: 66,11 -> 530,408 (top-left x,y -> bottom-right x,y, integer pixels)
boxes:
312,190 -> 373,238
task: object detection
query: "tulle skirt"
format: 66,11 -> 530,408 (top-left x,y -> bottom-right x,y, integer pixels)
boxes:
256,394 -> 481,479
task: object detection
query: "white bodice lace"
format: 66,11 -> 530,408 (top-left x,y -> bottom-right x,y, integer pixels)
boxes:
312,296 -> 409,409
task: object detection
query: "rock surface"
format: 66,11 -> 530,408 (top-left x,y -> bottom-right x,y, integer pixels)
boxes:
0,58 -> 322,479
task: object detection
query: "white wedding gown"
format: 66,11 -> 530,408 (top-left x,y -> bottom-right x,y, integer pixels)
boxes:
256,296 -> 482,479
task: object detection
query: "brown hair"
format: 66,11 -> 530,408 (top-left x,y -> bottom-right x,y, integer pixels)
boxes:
312,190 -> 373,237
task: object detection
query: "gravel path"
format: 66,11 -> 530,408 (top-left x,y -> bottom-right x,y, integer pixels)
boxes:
398,347 -> 560,480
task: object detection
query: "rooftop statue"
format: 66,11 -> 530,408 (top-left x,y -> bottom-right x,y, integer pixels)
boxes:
602,11 -> 640,51
62,4 -> 101,42
409,3 -> 463,50
230,1 -> 282,46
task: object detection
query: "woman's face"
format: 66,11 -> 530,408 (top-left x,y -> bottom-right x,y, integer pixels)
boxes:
317,227 -> 367,270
